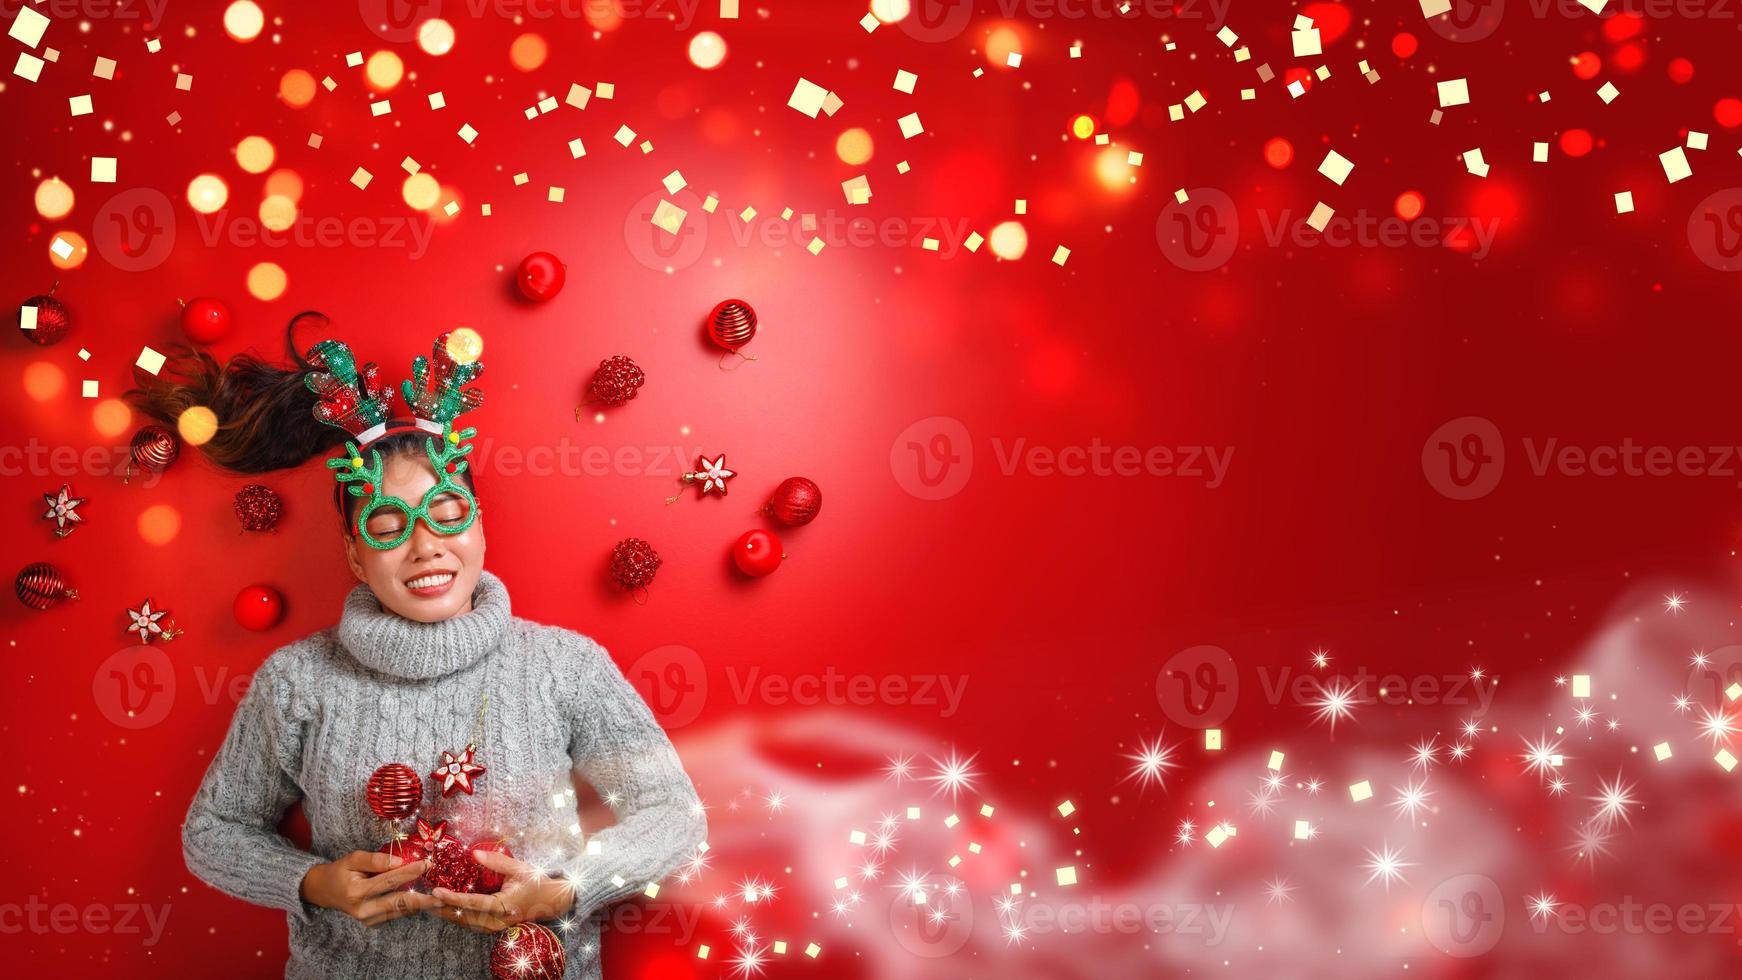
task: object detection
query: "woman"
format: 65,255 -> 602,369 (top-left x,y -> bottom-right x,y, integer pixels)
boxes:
137,314 -> 705,979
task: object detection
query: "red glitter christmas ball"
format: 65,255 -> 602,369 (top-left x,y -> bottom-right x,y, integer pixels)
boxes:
365,763 -> 424,821
764,477 -> 822,527
609,538 -> 663,592
377,836 -> 428,889
424,836 -> 481,893
18,295 -> 71,346
706,299 -> 757,351
490,923 -> 567,980
233,484 -> 283,532
16,562 -> 77,610
588,355 -> 646,406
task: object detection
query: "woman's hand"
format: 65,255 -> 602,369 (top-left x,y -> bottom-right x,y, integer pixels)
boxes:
300,851 -> 438,925
427,849 -> 573,933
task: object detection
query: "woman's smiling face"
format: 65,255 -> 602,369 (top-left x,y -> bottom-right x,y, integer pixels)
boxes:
343,453 -> 486,623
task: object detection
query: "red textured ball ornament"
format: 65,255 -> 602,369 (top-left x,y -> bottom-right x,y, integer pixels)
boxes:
516,251 -> 566,302
588,355 -> 646,406
129,425 -> 180,476
764,477 -> 822,527
707,299 -> 757,351
377,837 -> 427,888
470,838 -> 515,894
491,923 -> 567,980
365,763 -> 424,821
19,295 -> 71,346
425,837 -> 481,893
179,296 -> 232,344
732,529 -> 785,577
609,538 -> 663,592
233,584 -> 284,631
16,562 -> 77,610
233,484 -> 283,532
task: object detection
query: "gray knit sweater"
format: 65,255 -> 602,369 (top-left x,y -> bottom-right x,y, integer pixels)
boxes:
182,572 -> 706,979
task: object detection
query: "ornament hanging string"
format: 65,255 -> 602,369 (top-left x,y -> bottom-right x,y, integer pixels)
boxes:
717,349 -> 758,371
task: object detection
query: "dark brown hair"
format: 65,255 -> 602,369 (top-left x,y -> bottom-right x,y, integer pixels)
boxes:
127,311 -> 476,529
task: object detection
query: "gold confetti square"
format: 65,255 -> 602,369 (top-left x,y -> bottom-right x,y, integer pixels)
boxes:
897,112 -> 924,138
91,157 -> 117,183
772,940 -> 787,954
429,91 -> 445,109
371,99 -> 392,116
9,5 -> 49,48
566,83 -> 591,109
1057,800 -> 1075,817
1051,245 -> 1070,266
1349,780 -> 1373,802
568,137 -> 586,158
1598,81 -> 1619,103
69,94 -> 92,116
175,72 -> 193,90
806,236 -> 825,255
350,167 -> 373,189
613,124 -> 636,146
548,186 -> 565,203
1206,825 -> 1228,848
1719,749 -> 1738,772
597,82 -> 615,99
15,52 -> 45,83
1615,191 -> 1634,214
859,12 -> 879,32
458,123 -> 479,144
738,206 -> 756,222
702,196 -> 718,213
1204,728 -> 1221,749
1571,674 -> 1591,698
651,199 -> 687,234
662,170 -> 687,194
1660,146 -> 1692,184
1437,78 -> 1470,108
1306,201 -> 1334,232
1055,866 -> 1077,886
1654,742 -> 1672,761
965,232 -> 983,252
1294,819 -> 1310,839
1006,52 -> 1022,68
1318,149 -> 1354,185
804,943 -> 820,959
787,77 -> 829,118
821,91 -> 845,116
346,51 -> 363,67
82,379 -> 99,398
134,344 -> 166,375
1267,750 -> 1285,770
894,69 -> 917,94
94,56 -> 117,80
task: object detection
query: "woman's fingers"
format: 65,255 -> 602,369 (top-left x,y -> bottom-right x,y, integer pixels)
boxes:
361,859 -> 429,896
356,889 -> 441,924
469,848 -> 532,877
429,887 -> 502,913
340,849 -> 403,874
427,904 -> 508,933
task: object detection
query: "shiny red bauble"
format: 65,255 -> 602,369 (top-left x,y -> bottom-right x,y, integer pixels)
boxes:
19,295 -> 71,346
732,528 -> 784,577
365,763 -> 424,820
233,584 -> 283,631
490,923 -> 567,980
764,477 -> 822,526
707,298 -> 757,351
16,562 -> 76,610
609,538 -> 662,591
515,251 -> 566,302
180,296 -> 232,344
470,838 -> 514,894
377,837 -> 428,888
424,837 -> 481,893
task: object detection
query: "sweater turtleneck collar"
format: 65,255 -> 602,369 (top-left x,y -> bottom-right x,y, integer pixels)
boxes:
336,571 -> 511,680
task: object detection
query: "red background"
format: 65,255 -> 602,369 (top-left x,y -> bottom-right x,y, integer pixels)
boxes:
6,0 -> 1742,976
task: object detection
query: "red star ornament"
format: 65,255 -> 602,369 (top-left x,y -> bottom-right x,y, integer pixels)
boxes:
431,743 -> 486,797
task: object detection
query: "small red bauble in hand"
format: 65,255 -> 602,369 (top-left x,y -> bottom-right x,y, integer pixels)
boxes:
516,251 -> 566,302
732,529 -> 785,577
470,838 -> 515,894
491,923 -> 567,980
365,763 -> 424,821
377,837 -> 428,889
233,584 -> 283,631
179,296 -> 232,344
610,538 -> 662,592
764,477 -> 822,526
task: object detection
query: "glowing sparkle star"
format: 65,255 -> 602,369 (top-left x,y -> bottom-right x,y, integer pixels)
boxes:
1407,737 -> 1441,772
870,827 -> 899,857
1690,650 -> 1710,670
1470,666 -> 1485,681
1568,821 -> 1613,870
1246,786 -> 1278,819
1449,742 -> 1470,763
1587,771 -> 1638,829
1574,703 -> 1597,729
1390,778 -> 1434,823
883,753 -> 915,785
1310,648 -> 1331,669
1302,777 -> 1323,795
1664,591 -> 1687,615
728,943 -> 767,979
1698,706 -> 1737,747
894,869 -> 930,904
1673,693 -> 1693,714
1521,733 -> 1564,782
1175,818 -> 1196,847
1361,842 -> 1413,892
925,749 -> 979,799
1528,892 -> 1559,922
763,790 -> 787,816
1261,770 -> 1288,794
1123,734 -> 1179,791
1547,775 -> 1570,797
1263,875 -> 1296,905
1002,920 -> 1029,946
1461,716 -> 1484,740
1309,679 -> 1360,735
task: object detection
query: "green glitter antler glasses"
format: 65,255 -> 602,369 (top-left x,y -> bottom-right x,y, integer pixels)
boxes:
312,332 -> 485,550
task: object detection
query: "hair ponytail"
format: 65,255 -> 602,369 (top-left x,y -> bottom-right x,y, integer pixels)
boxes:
127,310 -> 345,474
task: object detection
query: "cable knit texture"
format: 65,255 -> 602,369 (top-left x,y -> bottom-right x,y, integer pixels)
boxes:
182,572 -> 705,979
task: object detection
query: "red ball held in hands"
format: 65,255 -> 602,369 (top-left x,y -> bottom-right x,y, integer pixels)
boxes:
233,584 -> 283,631
179,296 -> 232,344
732,528 -> 785,577
470,838 -> 515,894
516,251 -> 566,302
